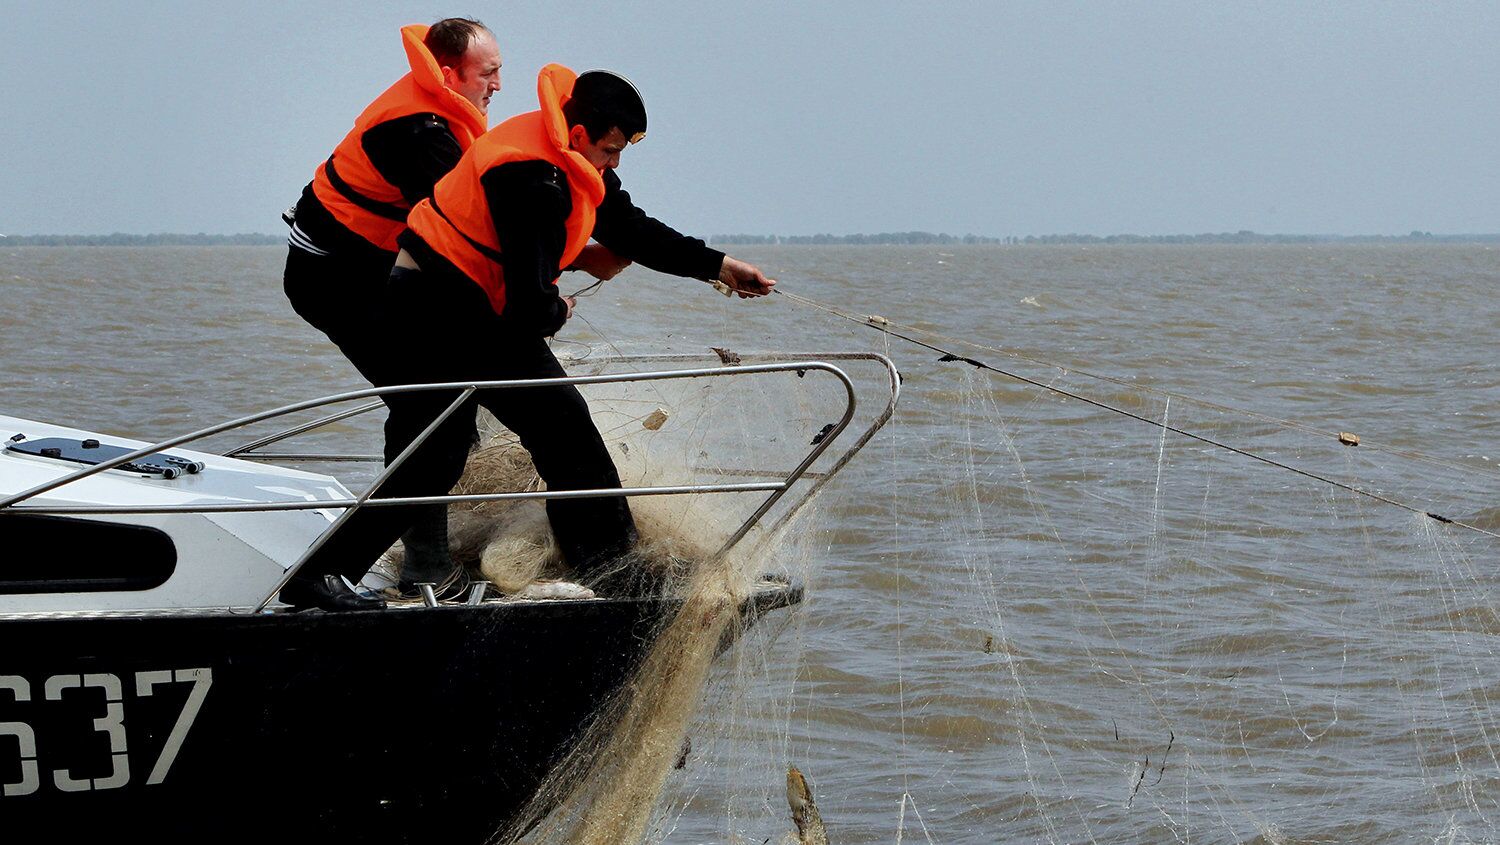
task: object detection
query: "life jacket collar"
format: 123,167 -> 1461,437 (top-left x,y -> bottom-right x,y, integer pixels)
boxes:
401,23 -> 487,138
537,63 -> 606,209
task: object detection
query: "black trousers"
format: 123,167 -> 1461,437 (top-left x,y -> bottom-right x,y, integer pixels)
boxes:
296,265 -> 638,586
283,246 -> 397,386
284,246 -> 469,582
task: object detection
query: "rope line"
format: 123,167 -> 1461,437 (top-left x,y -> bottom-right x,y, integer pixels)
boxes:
772,288 -> 1494,482
567,278 -> 606,299
770,287 -> 1500,542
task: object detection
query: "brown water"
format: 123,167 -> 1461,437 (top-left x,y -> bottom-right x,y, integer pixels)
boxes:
3,244 -> 1499,843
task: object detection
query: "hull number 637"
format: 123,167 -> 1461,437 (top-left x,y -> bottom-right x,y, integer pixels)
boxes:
0,667 -> 213,796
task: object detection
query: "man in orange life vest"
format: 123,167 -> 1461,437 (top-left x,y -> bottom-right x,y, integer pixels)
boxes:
281,64 -> 774,609
278,19 -> 501,612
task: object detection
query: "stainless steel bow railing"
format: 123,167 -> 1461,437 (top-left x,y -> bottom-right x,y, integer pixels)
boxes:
0,353 -> 900,612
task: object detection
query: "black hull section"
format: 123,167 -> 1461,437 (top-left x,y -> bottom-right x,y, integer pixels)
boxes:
0,599 -> 702,843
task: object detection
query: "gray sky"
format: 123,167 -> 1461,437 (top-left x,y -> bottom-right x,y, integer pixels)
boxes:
2,1 -> 1496,237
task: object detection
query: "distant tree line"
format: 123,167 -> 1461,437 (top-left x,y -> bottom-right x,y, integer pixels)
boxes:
711,230 -> 1500,246
711,232 -> 1003,245
0,232 -> 282,246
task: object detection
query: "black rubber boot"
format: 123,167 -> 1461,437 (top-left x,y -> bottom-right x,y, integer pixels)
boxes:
397,503 -> 456,592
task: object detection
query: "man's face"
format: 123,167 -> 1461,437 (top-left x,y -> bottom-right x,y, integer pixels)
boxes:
569,125 -> 629,173
444,30 -> 502,113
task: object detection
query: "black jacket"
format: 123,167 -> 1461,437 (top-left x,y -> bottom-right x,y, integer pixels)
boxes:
292,113 -> 463,264
399,163 -> 725,336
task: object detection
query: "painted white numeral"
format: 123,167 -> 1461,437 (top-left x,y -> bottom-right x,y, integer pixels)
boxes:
45,674 -> 130,792
0,676 -> 40,797
0,666 -> 212,797
135,667 -> 212,785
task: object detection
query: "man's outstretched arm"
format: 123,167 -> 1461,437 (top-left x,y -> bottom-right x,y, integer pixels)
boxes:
591,170 -> 774,296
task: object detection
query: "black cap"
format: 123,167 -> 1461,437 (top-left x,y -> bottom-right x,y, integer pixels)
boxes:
567,70 -> 647,143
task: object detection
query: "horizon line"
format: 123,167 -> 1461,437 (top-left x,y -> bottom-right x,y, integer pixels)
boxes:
3,230 -> 1499,245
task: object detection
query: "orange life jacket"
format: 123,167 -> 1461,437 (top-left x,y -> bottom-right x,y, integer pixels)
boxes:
309,24 -> 488,252
405,64 -> 607,316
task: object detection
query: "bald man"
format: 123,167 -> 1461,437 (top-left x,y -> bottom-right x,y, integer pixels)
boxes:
279,19 -> 499,611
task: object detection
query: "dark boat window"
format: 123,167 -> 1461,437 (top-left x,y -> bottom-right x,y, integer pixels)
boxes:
0,514 -> 176,593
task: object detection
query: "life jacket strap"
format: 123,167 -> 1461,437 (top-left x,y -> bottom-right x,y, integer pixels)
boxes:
324,156 -> 410,223
430,197 -> 506,264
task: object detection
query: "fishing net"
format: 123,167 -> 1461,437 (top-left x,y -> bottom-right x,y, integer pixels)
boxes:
847,356 -> 1500,844
361,349 -> 896,845
717,244 -> 1500,845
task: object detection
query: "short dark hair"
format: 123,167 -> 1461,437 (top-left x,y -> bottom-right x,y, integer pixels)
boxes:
425,18 -> 488,69
563,71 -> 647,142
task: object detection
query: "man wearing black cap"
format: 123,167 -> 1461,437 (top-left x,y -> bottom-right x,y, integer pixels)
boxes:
280,64 -> 773,609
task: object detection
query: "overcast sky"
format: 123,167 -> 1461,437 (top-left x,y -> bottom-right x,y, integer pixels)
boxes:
1,1 -> 1495,237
